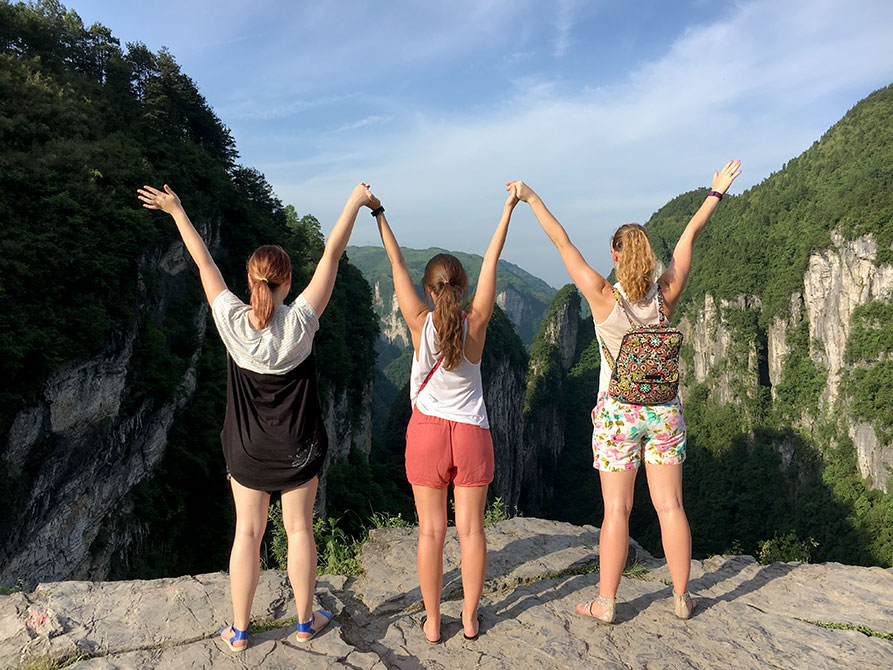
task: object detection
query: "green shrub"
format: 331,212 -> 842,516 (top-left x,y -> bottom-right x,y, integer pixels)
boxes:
758,531 -> 818,564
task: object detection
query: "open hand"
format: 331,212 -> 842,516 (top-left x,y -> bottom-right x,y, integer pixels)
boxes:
712,160 -> 742,195
137,184 -> 182,214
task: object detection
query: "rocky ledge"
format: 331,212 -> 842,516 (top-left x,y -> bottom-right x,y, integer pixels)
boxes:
1,517 -> 891,669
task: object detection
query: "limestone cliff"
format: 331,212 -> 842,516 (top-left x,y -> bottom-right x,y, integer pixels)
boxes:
519,286 -> 588,514
676,232 -> 893,491
0,228 -> 377,587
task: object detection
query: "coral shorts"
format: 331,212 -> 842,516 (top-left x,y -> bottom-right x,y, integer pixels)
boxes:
591,391 -> 686,472
405,407 -> 494,488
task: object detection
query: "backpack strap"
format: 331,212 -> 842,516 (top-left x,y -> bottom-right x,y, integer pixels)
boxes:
596,328 -> 615,371
656,286 -> 669,324
611,287 -> 638,328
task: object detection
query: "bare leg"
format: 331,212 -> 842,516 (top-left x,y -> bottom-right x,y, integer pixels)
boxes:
412,484 -> 448,642
223,478 -> 270,647
644,463 -> 692,595
594,469 -> 638,609
281,477 -> 321,629
454,485 -> 488,638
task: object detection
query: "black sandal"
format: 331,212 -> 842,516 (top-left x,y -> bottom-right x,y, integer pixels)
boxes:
421,616 -> 441,644
461,610 -> 482,640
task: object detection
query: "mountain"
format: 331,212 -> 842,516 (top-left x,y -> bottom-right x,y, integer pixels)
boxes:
529,84 -> 893,567
347,245 -> 557,349
0,2 -> 378,586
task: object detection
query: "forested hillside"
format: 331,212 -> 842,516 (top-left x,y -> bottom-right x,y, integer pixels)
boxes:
0,1 -> 377,585
545,85 -> 893,567
1,1 -> 890,589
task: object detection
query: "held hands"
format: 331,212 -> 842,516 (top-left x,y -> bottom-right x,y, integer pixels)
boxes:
137,184 -> 183,215
349,182 -> 376,209
712,160 -> 742,195
505,180 -> 536,204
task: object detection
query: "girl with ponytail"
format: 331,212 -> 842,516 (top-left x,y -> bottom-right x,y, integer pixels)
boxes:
509,160 -> 741,624
372,187 -> 519,643
137,182 -> 376,651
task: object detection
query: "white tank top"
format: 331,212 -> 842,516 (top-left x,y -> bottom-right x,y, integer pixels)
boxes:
593,282 -> 662,395
409,312 -> 489,429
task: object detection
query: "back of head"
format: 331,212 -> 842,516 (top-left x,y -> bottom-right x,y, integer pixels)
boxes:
612,224 -> 656,303
422,253 -> 468,371
246,245 -> 292,329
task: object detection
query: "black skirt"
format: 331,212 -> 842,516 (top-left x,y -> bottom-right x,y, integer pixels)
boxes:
221,352 -> 328,492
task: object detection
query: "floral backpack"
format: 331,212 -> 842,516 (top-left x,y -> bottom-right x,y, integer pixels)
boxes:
597,286 -> 683,405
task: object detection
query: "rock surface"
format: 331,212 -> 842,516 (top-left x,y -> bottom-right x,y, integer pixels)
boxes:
2,517 -> 891,669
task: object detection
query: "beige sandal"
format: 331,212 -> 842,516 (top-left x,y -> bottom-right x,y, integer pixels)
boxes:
674,591 -> 696,619
575,595 -> 615,623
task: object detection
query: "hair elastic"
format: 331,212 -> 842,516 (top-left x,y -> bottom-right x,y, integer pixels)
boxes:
259,277 -> 269,283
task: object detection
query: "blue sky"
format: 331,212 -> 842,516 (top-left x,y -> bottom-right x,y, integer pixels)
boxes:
68,0 -> 893,289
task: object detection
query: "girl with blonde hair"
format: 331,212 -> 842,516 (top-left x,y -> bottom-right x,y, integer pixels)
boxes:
137,182 -> 375,650
509,160 -> 741,622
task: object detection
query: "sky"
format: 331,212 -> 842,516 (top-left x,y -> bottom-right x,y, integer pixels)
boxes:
66,0 -> 893,289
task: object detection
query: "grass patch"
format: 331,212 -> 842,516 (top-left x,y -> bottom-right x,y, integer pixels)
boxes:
539,561 -> 650,582
544,563 -> 598,581
0,579 -> 24,595
622,562 -> 651,580
19,651 -> 91,670
803,620 -> 893,640
249,616 -> 299,634
265,506 -> 411,576
484,497 -> 513,527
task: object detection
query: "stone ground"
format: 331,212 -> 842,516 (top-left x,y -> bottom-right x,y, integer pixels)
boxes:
1,517 -> 891,669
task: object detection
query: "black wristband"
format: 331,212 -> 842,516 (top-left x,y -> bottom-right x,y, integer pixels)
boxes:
370,205 -> 385,217
706,190 -> 723,200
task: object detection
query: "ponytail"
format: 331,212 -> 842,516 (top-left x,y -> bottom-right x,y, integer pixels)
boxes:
246,245 -> 292,329
612,224 -> 655,303
423,254 -> 468,371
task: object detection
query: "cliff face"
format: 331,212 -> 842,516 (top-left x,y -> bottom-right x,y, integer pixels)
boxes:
0,238 -> 207,587
519,286 -> 586,514
0,231 -> 377,587
371,281 -> 409,349
678,231 -> 893,491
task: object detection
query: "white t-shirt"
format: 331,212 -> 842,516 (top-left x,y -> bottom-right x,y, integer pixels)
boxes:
409,313 -> 489,429
211,289 -> 319,375
593,282 -> 662,395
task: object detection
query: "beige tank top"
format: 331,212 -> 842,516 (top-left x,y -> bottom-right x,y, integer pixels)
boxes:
593,282 -> 662,395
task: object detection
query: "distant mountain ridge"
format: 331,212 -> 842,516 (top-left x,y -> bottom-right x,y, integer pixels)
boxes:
347,245 -> 557,348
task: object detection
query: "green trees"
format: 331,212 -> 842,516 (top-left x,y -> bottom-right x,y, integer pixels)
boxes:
0,1 -> 378,578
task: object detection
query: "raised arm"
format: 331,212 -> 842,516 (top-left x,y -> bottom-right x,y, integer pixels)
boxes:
659,160 -> 741,311
508,181 -> 615,316
137,184 -> 227,305
301,182 -> 374,317
371,199 -> 429,352
460,190 -> 518,363
467,190 -> 517,331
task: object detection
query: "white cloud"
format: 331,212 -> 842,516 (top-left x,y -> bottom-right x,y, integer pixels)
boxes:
266,0 -> 893,288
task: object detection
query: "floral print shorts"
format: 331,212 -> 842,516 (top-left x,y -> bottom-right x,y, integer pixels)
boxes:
591,391 -> 686,471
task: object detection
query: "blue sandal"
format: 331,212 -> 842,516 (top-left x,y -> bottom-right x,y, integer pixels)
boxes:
218,624 -> 249,652
295,609 -> 332,643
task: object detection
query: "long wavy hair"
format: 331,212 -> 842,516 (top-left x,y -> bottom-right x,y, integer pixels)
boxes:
422,253 -> 468,371
246,245 -> 292,329
612,224 -> 656,303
